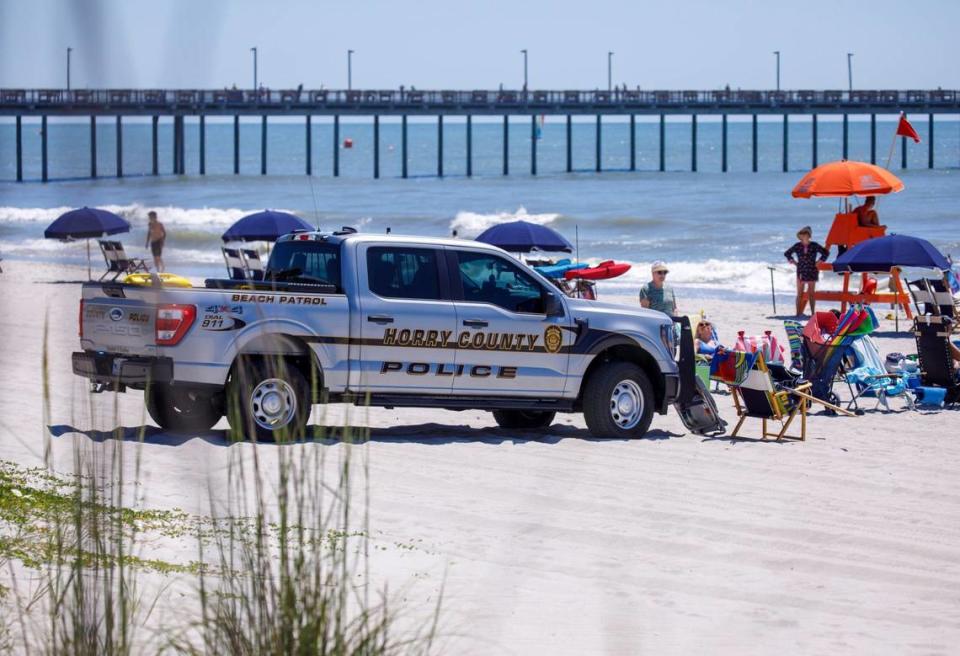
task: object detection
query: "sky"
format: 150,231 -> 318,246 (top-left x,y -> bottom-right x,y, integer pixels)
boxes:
1,0 -> 958,91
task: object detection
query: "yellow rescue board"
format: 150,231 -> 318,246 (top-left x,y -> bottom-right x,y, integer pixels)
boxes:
122,272 -> 193,288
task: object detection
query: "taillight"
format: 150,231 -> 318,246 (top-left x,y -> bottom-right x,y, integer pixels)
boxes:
79,299 -> 85,338
156,304 -> 196,346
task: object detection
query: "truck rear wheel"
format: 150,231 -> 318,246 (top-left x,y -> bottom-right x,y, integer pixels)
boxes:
492,409 -> 556,430
582,362 -> 654,439
226,358 -> 310,441
145,384 -> 223,433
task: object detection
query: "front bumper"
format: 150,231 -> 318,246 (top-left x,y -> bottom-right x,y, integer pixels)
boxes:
660,373 -> 680,413
72,351 -> 173,388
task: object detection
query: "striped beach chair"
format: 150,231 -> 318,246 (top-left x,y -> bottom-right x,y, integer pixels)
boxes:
222,247 -> 246,280
241,248 -> 265,281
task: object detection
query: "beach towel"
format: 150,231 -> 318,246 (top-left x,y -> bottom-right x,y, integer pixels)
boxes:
783,320 -> 805,370
710,349 -> 759,385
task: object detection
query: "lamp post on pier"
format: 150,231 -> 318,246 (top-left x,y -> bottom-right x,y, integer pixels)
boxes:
66,47 -> 73,91
521,49 -> 528,93
348,49 -> 354,90
847,52 -> 854,93
773,50 -> 780,91
251,46 -> 258,91
607,51 -> 614,93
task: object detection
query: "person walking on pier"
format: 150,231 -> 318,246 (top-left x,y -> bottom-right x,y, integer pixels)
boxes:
784,226 -> 829,317
145,210 -> 166,272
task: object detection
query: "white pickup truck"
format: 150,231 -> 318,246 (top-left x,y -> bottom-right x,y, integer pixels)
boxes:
74,229 -> 718,440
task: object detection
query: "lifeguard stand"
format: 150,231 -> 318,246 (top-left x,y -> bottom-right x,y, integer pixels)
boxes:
813,212 -> 913,319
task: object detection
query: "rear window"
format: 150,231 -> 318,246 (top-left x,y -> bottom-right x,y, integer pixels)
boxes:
266,241 -> 341,291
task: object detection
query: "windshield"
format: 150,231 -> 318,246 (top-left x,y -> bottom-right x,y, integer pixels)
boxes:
266,241 -> 342,291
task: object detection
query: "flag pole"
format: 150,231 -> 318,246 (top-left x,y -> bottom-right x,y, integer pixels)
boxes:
884,112 -> 902,170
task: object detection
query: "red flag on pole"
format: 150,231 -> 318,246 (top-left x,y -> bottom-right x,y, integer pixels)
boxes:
896,113 -> 921,143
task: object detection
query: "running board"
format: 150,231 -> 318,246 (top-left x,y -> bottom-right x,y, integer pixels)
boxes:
344,393 -> 576,412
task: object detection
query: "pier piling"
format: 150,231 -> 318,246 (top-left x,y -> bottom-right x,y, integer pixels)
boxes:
90,117 -> 97,178
466,115 -> 472,177
373,115 -> 380,179
928,114 -> 934,168
691,114 -> 697,172
842,114 -> 849,160
333,115 -> 339,177
502,116 -> 509,176
151,116 -> 157,175
115,116 -> 122,178
659,114 -> 665,172
260,116 -> 267,175
812,114 -> 818,168
15,116 -> 22,182
751,114 -> 758,172
870,114 -> 876,164
595,115 -> 601,172
530,115 -> 537,176
566,115 -> 572,172
172,116 -> 178,174
721,114 -> 728,172
782,114 -> 788,172
402,115 -> 408,178
199,115 -> 205,175
437,115 -> 443,177
233,115 -> 239,174
41,115 -> 48,182
629,114 -> 636,171
305,115 -> 311,175
901,136 -> 907,169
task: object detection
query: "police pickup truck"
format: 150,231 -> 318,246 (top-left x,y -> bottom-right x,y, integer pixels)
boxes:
74,230 -> 718,440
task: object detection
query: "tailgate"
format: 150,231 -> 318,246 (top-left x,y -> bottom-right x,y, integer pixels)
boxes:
80,289 -> 158,357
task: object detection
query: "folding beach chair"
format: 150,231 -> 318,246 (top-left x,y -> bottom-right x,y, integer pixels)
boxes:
222,246 -> 246,280
913,315 -> 960,406
845,335 -> 912,411
907,276 -> 957,319
98,240 -> 148,281
783,320 -> 805,372
712,351 -> 847,441
241,248 -> 265,281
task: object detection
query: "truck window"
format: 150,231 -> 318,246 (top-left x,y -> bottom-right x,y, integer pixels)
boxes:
367,247 -> 441,300
455,251 -> 545,314
266,241 -> 342,291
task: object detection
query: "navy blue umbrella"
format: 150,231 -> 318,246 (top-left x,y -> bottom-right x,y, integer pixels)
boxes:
44,207 -> 130,240
474,220 -> 573,253
44,207 -> 132,279
833,234 -> 950,272
222,210 -> 314,243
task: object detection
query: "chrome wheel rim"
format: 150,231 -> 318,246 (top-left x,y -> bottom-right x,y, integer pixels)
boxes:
610,379 -> 644,430
250,378 -> 297,431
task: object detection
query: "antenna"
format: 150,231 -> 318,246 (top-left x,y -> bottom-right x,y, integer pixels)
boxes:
306,170 -> 321,230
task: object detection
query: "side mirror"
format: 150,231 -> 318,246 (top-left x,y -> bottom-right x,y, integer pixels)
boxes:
544,293 -> 565,318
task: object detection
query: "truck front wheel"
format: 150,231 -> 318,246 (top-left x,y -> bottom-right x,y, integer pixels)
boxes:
226,358 -> 310,441
492,409 -> 556,430
582,362 -> 654,439
145,384 -> 223,433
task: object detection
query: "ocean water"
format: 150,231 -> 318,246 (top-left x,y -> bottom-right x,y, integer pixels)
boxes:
1,116 -> 957,302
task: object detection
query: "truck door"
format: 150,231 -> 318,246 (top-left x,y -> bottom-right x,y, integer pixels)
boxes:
448,248 -> 572,396
356,244 -> 458,393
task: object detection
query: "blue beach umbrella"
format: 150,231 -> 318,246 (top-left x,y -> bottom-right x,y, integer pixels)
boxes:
44,207 -> 132,279
474,220 -> 573,253
221,210 -> 314,243
832,234 -> 950,272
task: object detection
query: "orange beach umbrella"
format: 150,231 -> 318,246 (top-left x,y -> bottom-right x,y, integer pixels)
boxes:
791,160 -> 904,198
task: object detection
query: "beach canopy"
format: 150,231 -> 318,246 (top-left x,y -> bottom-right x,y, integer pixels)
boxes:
791,160 -> 905,198
44,207 -> 131,240
222,210 -> 314,243
474,220 -> 573,253
832,234 -> 950,272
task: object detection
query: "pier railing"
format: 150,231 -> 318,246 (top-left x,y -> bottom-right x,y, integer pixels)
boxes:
2,88 -> 959,115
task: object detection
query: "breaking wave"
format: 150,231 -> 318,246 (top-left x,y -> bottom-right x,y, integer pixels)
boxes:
449,207 -> 561,238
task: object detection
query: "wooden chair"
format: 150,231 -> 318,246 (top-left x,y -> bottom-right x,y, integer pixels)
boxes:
715,351 -> 852,441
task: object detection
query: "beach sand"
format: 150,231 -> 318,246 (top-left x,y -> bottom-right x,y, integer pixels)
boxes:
1,260 -> 959,655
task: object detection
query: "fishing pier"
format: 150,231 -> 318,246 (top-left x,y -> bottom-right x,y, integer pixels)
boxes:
2,88 -> 959,181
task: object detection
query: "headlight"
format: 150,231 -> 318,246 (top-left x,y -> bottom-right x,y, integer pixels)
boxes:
660,322 -> 675,354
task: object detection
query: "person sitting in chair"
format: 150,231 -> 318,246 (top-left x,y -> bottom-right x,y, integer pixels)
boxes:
854,196 -> 883,228
694,320 -> 720,360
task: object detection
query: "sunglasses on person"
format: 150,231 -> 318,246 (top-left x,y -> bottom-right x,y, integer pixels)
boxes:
655,271 -> 668,276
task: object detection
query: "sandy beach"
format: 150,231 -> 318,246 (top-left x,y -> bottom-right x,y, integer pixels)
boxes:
1,259 -> 959,654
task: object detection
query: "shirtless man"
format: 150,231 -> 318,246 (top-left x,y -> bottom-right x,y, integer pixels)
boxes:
145,211 -> 166,272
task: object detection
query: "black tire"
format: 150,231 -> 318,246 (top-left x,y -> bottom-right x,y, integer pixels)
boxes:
582,361 -> 655,439
145,384 -> 223,433
492,409 -> 556,430
226,358 -> 310,441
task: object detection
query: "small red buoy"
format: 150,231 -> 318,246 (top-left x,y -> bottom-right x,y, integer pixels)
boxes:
343,138 -> 353,149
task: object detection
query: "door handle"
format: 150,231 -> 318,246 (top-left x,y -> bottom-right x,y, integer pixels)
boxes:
367,315 -> 394,324
462,319 -> 488,328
